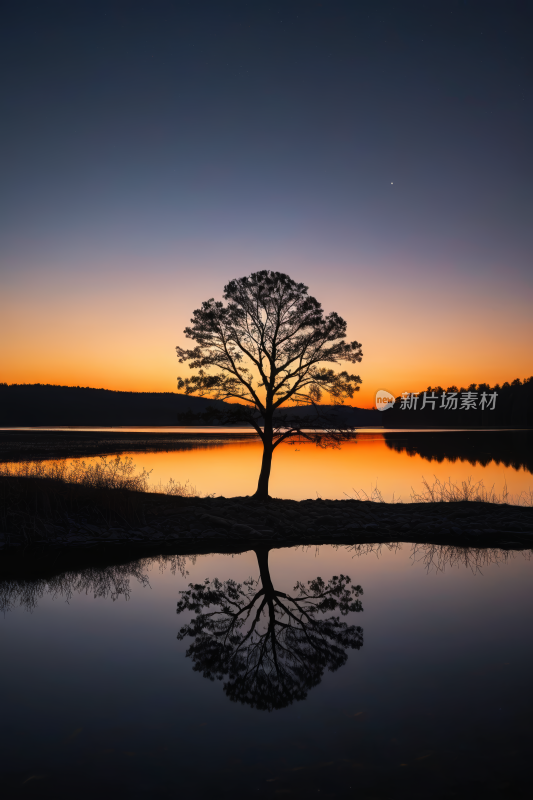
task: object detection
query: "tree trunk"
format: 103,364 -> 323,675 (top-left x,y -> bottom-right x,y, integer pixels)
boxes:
254,416 -> 273,500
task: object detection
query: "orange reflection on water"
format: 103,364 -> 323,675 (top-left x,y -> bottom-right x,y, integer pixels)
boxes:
121,433 -> 531,502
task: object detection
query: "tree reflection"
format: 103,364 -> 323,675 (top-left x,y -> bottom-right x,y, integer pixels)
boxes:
383,430 -> 533,474
176,546 -> 363,711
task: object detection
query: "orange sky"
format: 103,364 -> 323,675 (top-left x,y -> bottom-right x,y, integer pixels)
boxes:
1,245 -> 531,408
1,3 -> 532,412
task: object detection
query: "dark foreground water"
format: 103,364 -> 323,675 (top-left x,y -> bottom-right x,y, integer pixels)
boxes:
1,542 -> 532,799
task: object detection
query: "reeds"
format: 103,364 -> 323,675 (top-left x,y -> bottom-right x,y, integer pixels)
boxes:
410,475 -> 533,506
0,456 -> 199,496
0,456 -> 152,491
0,456 -> 200,543
347,475 -> 532,506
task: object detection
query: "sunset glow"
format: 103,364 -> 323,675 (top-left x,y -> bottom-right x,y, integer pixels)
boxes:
1,248 -> 531,407
1,4 -> 531,405
2,4 -> 532,798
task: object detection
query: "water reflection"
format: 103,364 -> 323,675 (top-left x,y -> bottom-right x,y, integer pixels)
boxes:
384,429 -> 533,473
176,546 -> 363,711
5,430 -> 530,501
1,543 -> 526,615
2,542 -> 532,797
4,542 -> 528,719
347,540 -> 528,573
409,541 -> 527,573
0,554 -> 188,614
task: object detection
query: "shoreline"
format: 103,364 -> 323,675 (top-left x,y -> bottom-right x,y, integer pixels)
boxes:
2,487 -> 532,555
1,536 -> 529,588
2,428 -> 531,464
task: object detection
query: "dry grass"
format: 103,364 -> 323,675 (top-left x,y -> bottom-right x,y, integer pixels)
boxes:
347,475 -> 533,506
0,456 -> 199,496
0,456 -> 200,541
1,457 -> 531,547
410,475 -> 533,506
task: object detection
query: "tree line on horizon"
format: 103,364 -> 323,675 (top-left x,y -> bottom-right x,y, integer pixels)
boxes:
2,375 -> 531,395
1,375 -> 531,433
383,376 -> 533,428
398,376 -> 532,398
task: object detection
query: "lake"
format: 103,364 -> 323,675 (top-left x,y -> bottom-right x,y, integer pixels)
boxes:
1,427 -> 532,798
2,542 -> 532,798
3,429 -> 530,502
129,430 -> 532,502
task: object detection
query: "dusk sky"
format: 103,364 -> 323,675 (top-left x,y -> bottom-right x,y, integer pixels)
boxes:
1,0 -> 531,407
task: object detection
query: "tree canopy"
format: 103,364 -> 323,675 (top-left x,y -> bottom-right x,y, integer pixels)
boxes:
176,271 -> 363,498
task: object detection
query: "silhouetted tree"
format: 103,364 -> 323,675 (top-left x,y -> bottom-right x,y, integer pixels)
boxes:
176,546 -> 363,711
176,271 -> 363,499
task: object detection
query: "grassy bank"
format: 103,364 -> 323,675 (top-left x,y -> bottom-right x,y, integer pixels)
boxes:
1,458 -> 532,553
0,457 -> 198,546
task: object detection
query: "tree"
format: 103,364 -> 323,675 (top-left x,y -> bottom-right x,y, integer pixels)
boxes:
176,546 -> 363,711
176,271 -> 363,499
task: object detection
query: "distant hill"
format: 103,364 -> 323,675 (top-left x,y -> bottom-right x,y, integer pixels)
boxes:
0,384 -> 382,427
0,384 -> 231,426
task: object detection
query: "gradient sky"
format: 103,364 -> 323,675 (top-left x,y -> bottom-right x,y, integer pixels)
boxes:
1,0 -> 531,407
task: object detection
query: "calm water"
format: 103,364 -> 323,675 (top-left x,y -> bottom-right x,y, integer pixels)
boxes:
2,429 -> 532,797
19,430 -> 532,502
2,543 -> 533,798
